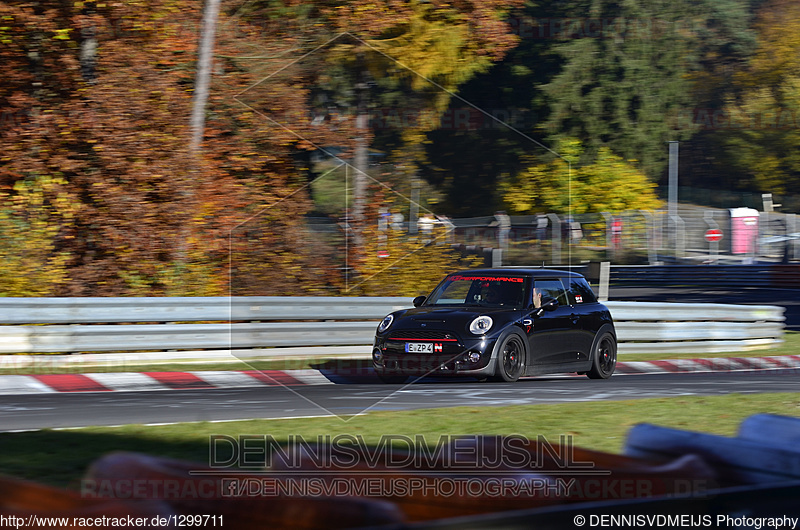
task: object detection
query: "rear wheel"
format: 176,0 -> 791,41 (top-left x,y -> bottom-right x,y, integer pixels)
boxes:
587,332 -> 617,379
491,332 -> 526,382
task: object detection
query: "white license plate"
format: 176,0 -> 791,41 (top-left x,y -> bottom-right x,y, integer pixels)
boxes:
405,342 -> 433,353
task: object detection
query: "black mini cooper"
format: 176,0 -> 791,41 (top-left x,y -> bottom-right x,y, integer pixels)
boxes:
372,268 -> 617,383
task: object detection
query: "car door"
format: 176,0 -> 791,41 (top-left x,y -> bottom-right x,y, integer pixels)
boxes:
567,276 -> 608,362
525,279 -> 576,365
565,276 -> 598,361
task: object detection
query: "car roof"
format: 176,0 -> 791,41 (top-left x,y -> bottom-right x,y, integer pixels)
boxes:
448,268 -> 585,278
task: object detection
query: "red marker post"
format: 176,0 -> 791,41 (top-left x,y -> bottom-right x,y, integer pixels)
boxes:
704,228 -> 723,243
705,228 -> 722,262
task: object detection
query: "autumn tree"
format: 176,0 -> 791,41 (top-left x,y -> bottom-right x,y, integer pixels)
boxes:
0,0 -> 229,295
0,176 -> 76,296
223,0 -> 524,282
501,139 -> 662,215
347,188 -> 483,297
712,0 -> 800,195
0,0 -> 336,295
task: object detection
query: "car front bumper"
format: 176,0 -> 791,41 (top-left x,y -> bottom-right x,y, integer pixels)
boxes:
372,336 -> 498,377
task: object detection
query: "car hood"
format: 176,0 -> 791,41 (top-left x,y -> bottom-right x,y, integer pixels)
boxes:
386,305 -> 525,338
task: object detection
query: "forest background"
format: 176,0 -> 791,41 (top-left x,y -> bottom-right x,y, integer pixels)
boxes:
1,0 -> 797,297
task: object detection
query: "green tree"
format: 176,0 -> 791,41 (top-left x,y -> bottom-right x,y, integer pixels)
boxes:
419,0 -> 758,214
541,0 -> 758,181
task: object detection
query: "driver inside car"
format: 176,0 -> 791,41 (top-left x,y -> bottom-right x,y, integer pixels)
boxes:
532,287 -> 543,308
482,283 -> 502,304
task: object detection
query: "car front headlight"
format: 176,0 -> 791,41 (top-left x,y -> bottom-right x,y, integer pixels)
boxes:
469,315 -> 493,335
378,314 -> 394,333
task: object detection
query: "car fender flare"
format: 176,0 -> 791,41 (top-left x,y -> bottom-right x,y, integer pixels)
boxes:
488,325 -> 529,372
589,323 -> 616,361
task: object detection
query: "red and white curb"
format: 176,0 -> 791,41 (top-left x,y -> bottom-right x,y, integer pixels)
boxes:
0,370 -> 333,395
615,355 -> 800,374
0,356 -> 798,394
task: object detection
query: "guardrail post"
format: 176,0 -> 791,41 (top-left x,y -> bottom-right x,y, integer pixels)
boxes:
703,210 -> 721,263
639,210 -> 657,265
601,212 -> 610,258
668,214 -> 686,261
547,213 -> 561,264
597,262 -> 610,301
491,248 -> 503,267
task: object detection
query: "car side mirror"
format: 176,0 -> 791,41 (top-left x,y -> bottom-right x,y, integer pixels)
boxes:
532,297 -> 558,316
413,295 -> 426,307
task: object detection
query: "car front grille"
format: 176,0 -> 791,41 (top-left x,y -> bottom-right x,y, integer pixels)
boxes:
387,330 -> 459,341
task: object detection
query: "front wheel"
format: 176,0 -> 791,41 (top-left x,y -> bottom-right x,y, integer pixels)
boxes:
587,332 -> 617,379
491,332 -> 526,382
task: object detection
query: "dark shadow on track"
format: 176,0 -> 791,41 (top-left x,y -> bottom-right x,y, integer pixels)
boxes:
309,360 -> 590,385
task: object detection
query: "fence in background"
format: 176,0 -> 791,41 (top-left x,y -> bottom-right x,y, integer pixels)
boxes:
446,207 -> 800,266
0,296 -> 784,356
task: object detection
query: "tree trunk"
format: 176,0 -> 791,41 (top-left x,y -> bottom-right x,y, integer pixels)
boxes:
79,2 -> 97,82
351,58 -> 370,253
190,0 -> 221,152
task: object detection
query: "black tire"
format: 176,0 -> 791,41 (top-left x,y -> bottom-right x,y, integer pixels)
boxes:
491,332 -> 526,382
377,374 -> 407,384
587,332 -> 617,379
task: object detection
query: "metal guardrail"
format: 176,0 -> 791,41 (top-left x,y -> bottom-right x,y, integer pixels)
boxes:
0,297 -> 410,324
0,322 -> 377,353
605,264 -> 800,288
0,297 -> 785,355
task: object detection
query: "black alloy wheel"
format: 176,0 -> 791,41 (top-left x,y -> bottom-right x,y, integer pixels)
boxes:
587,332 -> 617,379
492,332 -> 526,382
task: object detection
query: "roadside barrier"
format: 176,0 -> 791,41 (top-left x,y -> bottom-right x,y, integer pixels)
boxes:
0,297 -> 784,355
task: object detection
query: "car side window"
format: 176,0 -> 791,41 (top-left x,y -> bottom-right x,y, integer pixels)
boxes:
533,279 -> 568,307
568,277 -> 598,304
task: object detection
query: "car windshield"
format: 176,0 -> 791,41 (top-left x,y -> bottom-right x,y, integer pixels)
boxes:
425,274 -> 530,309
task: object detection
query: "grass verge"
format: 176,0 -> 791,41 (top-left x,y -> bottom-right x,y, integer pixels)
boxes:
2,392 -> 798,489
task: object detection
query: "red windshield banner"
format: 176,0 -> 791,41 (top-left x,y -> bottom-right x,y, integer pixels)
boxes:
448,276 -> 524,283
